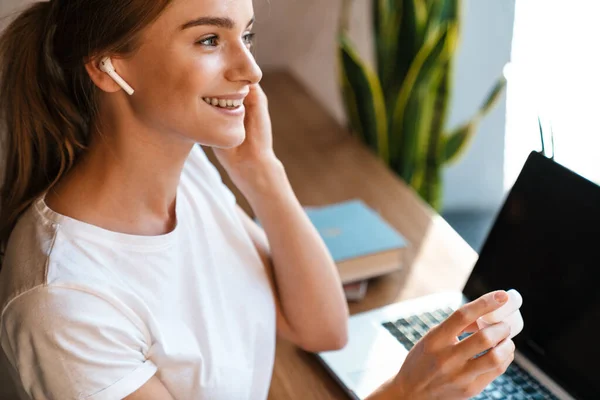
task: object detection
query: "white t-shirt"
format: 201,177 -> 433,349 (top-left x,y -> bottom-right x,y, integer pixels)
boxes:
0,144 -> 277,400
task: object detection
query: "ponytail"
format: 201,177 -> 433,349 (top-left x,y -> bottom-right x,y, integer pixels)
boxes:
0,0 -> 172,269
0,2 -> 89,268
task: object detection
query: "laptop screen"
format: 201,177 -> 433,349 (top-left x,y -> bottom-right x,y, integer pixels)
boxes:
463,151 -> 600,400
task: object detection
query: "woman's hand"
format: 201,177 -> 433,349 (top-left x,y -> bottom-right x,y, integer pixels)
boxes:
212,83 -> 277,172
212,83 -> 283,197
381,291 -> 515,400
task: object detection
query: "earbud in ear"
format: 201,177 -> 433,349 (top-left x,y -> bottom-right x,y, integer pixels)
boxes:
98,57 -> 135,96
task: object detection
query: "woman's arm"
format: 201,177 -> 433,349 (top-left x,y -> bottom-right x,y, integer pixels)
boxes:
124,376 -> 175,400
212,83 -> 348,353
235,158 -> 349,353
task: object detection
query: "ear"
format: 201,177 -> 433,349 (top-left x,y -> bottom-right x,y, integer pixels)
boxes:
84,55 -> 129,94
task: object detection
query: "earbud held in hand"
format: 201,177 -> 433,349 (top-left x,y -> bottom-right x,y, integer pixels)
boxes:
479,289 -> 524,340
99,57 -> 135,95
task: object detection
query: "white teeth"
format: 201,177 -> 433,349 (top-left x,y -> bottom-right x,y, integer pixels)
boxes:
202,97 -> 244,108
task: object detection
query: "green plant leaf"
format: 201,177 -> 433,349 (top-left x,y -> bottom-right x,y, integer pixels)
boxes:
441,76 -> 506,164
340,61 -> 364,142
338,33 -> 389,162
413,0 -> 429,45
418,70 -> 449,201
410,70 -> 445,191
441,121 -> 476,164
426,0 -> 459,35
389,24 -> 451,175
393,0 -> 429,95
480,78 -> 506,113
418,23 -> 458,193
374,0 -> 402,98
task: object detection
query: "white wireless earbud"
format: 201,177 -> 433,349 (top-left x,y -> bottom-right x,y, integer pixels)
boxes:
98,57 -> 135,96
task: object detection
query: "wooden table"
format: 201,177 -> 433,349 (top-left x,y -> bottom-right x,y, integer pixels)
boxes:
206,70 -> 479,400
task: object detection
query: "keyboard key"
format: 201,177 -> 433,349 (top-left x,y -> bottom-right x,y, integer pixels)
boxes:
412,324 -> 426,336
407,315 -> 422,327
441,307 -> 454,317
509,394 -> 526,400
431,310 -> 447,321
501,383 -> 517,394
382,322 -> 395,330
513,376 -> 526,385
484,386 -> 495,393
394,318 -> 411,328
417,318 -> 431,332
423,311 -> 439,324
494,376 -> 507,385
488,390 -> 504,399
523,385 -> 538,394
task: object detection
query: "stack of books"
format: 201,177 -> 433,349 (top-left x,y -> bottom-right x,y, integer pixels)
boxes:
304,199 -> 408,301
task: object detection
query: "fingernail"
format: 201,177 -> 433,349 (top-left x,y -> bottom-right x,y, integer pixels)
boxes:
494,291 -> 508,303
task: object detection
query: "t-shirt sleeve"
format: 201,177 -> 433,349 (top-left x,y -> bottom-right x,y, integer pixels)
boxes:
0,286 -> 158,400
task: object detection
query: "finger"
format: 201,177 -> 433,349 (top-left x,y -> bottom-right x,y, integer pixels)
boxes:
455,322 -> 511,360
455,351 -> 515,400
467,343 -> 515,394
436,291 -> 509,341
463,338 -> 515,377
244,83 -> 266,108
459,321 -> 480,336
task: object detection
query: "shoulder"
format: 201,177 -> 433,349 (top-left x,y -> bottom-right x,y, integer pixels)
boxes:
0,285 -> 156,400
0,201 -> 56,318
2,284 -> 148,342
0,202 -> 134,326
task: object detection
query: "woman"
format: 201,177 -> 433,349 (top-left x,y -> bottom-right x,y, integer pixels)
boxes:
0,0 -> 515,399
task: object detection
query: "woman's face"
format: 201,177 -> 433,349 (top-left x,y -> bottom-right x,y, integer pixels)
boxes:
121,0 -> 261,148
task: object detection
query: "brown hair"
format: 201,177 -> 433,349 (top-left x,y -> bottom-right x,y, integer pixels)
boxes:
0,0 -> 172,268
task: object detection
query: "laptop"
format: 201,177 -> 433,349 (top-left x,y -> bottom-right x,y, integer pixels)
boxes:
317,151 -> 600,400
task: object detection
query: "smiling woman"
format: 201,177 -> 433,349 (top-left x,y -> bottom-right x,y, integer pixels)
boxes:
0,0 -> 353,399
0,0 -> 521,399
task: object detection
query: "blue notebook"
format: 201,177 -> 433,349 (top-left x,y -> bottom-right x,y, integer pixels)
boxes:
303,199 -> 408,283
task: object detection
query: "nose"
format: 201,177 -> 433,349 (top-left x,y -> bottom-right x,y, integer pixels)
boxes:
224,42 -> 262,85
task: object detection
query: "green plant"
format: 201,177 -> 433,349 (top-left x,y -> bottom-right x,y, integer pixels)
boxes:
338,0 -> 507,210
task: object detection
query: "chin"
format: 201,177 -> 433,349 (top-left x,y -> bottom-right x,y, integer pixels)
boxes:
212,127 -> 246,148
229,128 -> 246,147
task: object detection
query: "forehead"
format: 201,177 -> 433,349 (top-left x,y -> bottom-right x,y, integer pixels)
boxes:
151,0 -> 254,34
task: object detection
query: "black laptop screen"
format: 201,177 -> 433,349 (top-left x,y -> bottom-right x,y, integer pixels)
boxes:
463,151 -> 600,400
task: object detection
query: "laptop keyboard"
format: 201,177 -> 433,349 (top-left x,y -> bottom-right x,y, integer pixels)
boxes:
382,308 -> 559,400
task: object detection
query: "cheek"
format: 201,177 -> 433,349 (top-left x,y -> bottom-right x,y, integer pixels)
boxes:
180,57 -> 222,95
130,52 -> 233,136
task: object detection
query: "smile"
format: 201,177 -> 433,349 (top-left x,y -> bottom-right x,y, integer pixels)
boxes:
202,97 -> 243,109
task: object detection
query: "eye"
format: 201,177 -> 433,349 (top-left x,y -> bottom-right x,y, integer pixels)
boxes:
196,35 -> 218,47
243,32 -> 256,48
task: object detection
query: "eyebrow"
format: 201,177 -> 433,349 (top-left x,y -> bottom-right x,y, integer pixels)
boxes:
180,16 -> 255,31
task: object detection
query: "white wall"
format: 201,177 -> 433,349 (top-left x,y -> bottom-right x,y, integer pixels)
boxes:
0,0 -> 27,30
253,0 -> 373,124
442,0 -> 515,211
